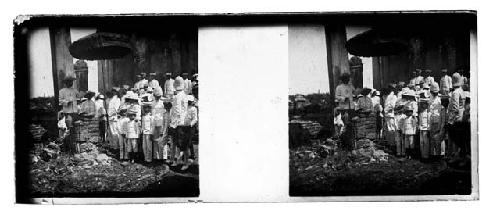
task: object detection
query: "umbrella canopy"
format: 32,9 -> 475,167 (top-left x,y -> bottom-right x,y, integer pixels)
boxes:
346,29 -> 408,57
69,32 -> 133,60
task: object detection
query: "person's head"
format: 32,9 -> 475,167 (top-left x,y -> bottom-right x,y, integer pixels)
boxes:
143,105 -> 152,114
153,88 -> 162,100
84,91 -> 95,100
441,68 -> 448,76
420,100 -> 429,110
340,73 -> 350,84
166,72 -> 172,79
361,88 -> 372,96
63,76 -> 75,88
174,76 -> 185,91
140,72 -> 147,80
452,72 -> 464,88
404,109 -> 413,116
187,95 -> 195,106
414,85 -> 421,91
97,94 -> 105,101
416,69 -> 422,76
136,74 -> 142,81
425,69 -> 432,77
163,101 -> 173,111
127,113 -> 136,120
181,72 -> 188,80
119,108 -> 127,117
148,72 -> 156,81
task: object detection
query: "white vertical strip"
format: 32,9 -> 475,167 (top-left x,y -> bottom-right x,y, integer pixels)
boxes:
28,27 -> 53,98
469,28 -> 479,199
198,26 -> 289,202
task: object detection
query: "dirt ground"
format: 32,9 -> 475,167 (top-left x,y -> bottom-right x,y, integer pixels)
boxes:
29,140 -> 199,198
289,140 -> 471,196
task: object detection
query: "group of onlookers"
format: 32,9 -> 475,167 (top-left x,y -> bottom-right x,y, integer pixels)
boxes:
334,68 -> 471,163
58,72 -> 199,170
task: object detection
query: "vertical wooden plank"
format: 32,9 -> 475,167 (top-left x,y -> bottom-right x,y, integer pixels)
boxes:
325,24 -> 350,103
49,27 -> 75,96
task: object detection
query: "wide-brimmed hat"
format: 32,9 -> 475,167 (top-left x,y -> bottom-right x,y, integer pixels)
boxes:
402,89 -> 416,97
374,90 -> 381,96
127,107 -> 138,115
97,94 -> 105,100
153,88 -> 163,97
122,84 -> 130,90
408,79 -> 416,87
166,72 -> 172,76
422,83 -> 430,89
173,76 -> 185,91
140,72 -> 147,77
430,82 -> 440,92
452,73 -> 464,87
187,95 -> 195,102
146,87 -> 154,93
149,72 -> 157,76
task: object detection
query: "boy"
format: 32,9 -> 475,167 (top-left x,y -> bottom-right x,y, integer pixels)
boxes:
162,101 -> 173,163
125,108 -> 141,163
429,82 -> 444,159
419,99 -> 431,161
142,105 -> 154,163
184,95 -> 198,168
394,105 -> 405,156
118,109 -> 129,160
152,89 -> 166,161
399,104 -> 418,159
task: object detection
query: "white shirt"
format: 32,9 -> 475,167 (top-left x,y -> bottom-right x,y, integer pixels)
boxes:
164,78 -> 175,95
108,96 -> 121,120
169,91 -> 189,128
149,79 -> 160,89
383,92 -> 398,118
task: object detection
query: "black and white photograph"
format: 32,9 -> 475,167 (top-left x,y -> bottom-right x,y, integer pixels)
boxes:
15,16 -> 200,201
288,12 -> 477,196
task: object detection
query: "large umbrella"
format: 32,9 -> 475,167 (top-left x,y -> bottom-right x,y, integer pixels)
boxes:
346,29 -> 408,57
69,32 -> 133,60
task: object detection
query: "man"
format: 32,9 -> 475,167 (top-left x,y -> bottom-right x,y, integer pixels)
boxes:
439,69 -> 452,96
181,72 -> 192,95
424,69 -> 435,85
164,72 -> 175,97
335,73 -> 355,111
58,75 -> 79,153
148,72 -> 161,90
447,73 -> 467,160
413,69 -> 424,85
134,72 -> 148,90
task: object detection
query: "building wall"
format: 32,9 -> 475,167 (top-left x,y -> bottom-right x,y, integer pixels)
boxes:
288,25 -> 329,95
372,28 -> 471,89
28,27 -> 53,98
98,30 -> 198,92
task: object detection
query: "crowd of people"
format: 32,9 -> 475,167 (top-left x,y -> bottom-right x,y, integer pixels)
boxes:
334,68 -> 471,164
57,71 -> 199,170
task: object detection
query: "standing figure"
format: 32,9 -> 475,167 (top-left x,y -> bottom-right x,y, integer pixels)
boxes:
419,98 -> 431,161
428,82 -> 445,159
142,105 -> 154,163
58,76 -> 79,153
170,76 -> 189,167
125,108 -> 141,163
439,69 -> 452,96
399,104 -> 418,159
151,89 -> 166,161
164,72 -> 175,97
184,95 -> 198,168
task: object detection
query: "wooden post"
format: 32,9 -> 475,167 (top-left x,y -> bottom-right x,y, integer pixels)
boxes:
325,24 -> 350,105
49,27 -> 75,104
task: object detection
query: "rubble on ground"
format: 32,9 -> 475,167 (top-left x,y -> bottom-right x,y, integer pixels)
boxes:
290,137 -> 451,195
29,140 -> 172,195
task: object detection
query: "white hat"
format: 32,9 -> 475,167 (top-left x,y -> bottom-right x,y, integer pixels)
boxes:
174,76 -> 185,91
187,95 -> 195,102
